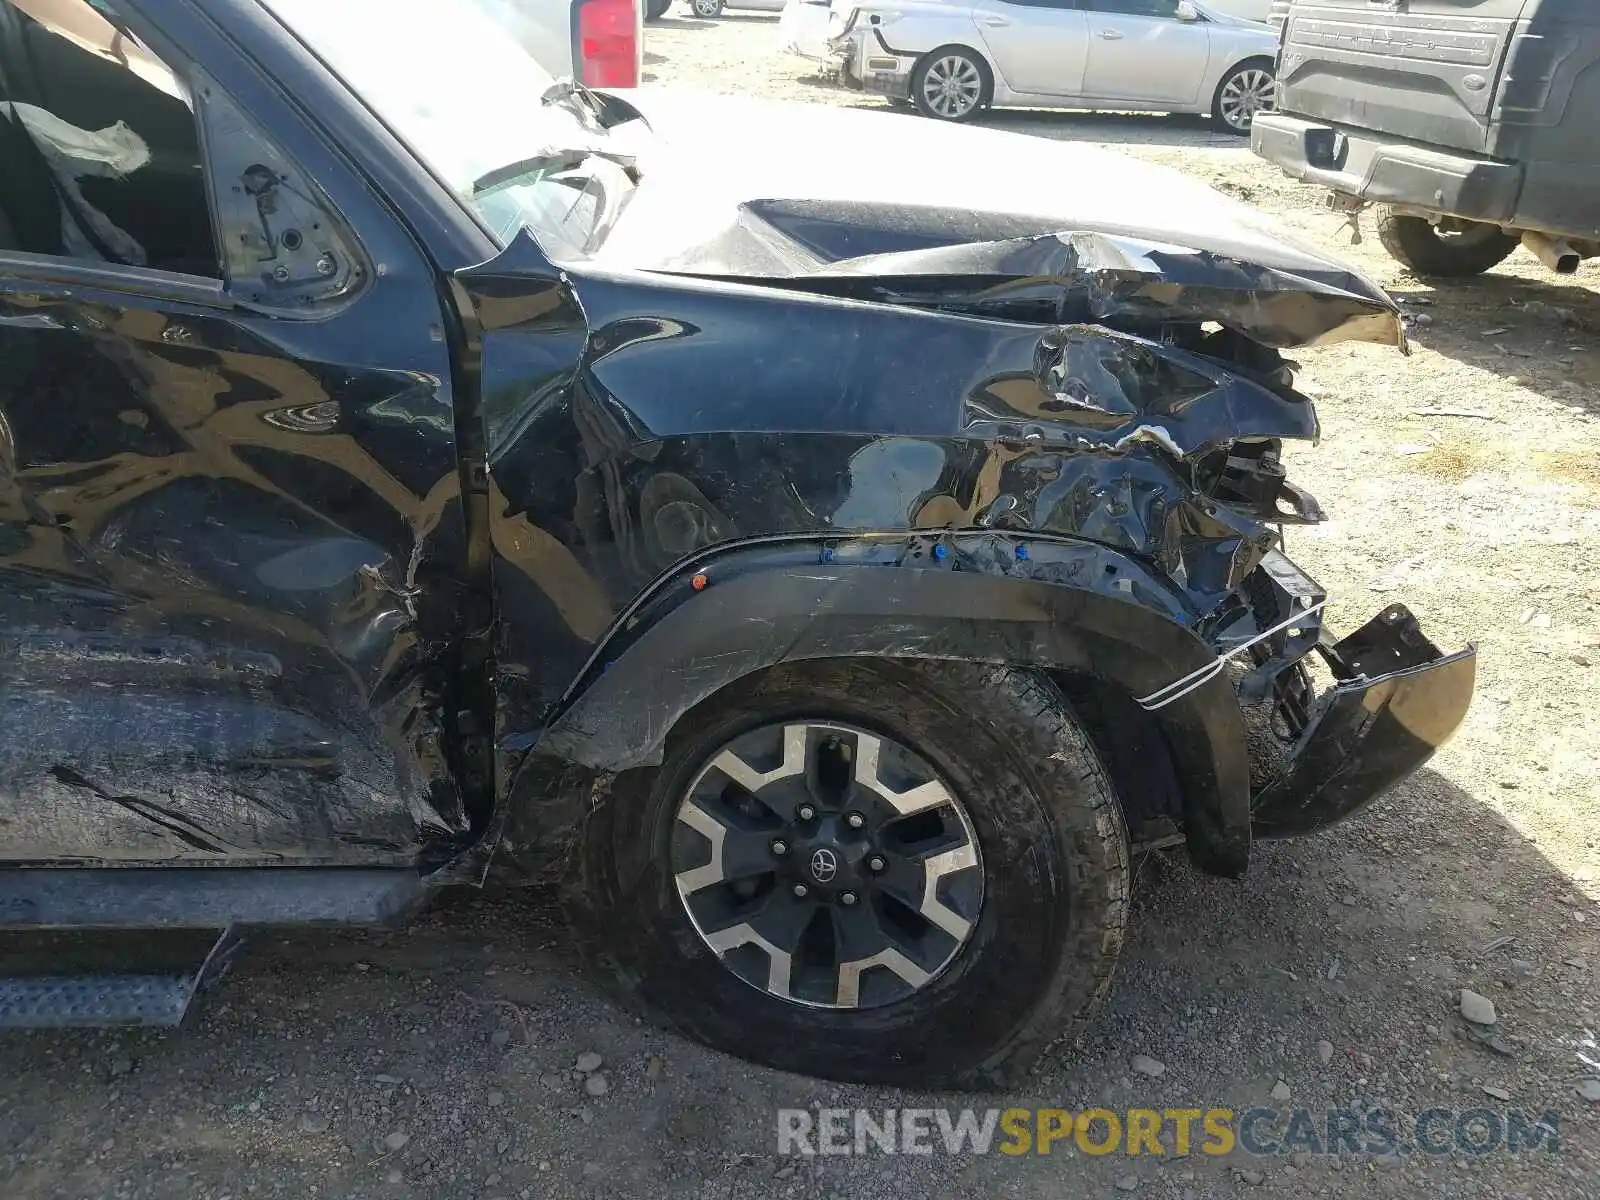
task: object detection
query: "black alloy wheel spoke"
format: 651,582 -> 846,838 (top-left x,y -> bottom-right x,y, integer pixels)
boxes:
670,720 -> 985,1011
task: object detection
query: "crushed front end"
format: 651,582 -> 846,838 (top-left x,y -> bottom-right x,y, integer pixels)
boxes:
956,231 -> 1478,843
475,208 -> 1475,874
718,227 -> 1478,846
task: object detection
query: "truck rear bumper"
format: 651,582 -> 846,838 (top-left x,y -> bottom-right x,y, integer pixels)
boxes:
1252,111 -> 1522,225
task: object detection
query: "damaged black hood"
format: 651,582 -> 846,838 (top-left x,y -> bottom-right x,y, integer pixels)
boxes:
593,91 -> 1402,350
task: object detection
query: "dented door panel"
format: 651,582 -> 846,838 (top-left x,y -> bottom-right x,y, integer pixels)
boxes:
0,0 -> 476,866
0,272 -> 471,864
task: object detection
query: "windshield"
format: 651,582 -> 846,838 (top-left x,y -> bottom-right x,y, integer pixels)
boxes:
262,0 -> 630,256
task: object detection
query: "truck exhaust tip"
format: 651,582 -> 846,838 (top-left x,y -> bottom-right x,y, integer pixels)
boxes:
1521,231 -> 1580,275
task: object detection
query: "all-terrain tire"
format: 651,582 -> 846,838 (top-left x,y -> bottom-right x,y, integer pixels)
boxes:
1375,207 -> 1520,277
563,658 -> 1129,1088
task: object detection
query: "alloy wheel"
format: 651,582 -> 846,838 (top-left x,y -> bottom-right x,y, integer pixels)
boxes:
1218,67 -> 1276,132
920,54 -> 983,120
670,721 -> 984,1009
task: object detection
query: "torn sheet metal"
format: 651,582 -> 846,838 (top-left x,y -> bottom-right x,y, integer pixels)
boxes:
764,229 -> 1405,351
575,92 -> 1404,349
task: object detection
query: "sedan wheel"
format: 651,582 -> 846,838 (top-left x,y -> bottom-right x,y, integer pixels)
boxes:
912,48 -> 988,122
564,658 -> 1130,1087
1214,62 -> 1276,135
690,0 -> 721,15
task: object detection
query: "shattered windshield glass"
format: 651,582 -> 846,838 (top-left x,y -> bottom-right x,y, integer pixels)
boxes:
262,0 -> 632,255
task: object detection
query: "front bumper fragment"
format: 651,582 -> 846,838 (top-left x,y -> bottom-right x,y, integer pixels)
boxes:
1250,604 -> 1475,838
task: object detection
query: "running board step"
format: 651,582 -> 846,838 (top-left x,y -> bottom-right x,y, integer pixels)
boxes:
0,929 -> 241,1028
0,974 -> 196,1027
0,868 -> 423,928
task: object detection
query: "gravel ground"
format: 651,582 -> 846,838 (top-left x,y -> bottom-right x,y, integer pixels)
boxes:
4,11 -> 1600,1200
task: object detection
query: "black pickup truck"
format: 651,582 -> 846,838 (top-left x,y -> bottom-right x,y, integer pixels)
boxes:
0,0 -> 1473,1086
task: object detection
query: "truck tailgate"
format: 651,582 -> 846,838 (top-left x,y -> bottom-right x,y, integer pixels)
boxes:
1277,0 -> 1525,156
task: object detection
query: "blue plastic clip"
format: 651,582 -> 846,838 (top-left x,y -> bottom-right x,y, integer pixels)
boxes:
931,542 -> 948,562
1015,544 -> 1030,562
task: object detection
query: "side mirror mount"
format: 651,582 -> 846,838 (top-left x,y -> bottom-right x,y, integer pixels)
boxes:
1176,1 -> 1200,20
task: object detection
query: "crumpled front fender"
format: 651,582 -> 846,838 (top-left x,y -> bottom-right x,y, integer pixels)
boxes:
506,531 -> 1256,878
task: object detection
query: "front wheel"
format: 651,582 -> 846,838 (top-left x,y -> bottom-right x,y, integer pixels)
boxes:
1375,208 -> 1520,277
645,0 -> 671,18
1213,59 -> 1276,135
911,46 -> 991,122
565,659 -> 1130,1087
689,0 -> 722,15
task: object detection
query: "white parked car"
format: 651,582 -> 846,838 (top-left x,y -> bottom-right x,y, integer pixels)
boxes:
822,0 -> 1278,132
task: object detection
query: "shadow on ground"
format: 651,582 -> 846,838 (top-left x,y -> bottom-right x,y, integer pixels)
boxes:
982,108 -> 1243,151
644,15 -> 716,29
1390,267 -> 1600,418
0,767 -> 1593,1198
679,10 -> 779,21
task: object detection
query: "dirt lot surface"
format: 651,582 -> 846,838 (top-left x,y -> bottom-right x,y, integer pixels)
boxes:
4,11 -> 1600,1200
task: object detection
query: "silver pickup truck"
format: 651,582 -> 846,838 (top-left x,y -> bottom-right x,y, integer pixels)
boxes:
1253,0 -> 1600,278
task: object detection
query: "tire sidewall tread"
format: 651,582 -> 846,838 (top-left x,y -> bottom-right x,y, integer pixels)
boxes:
562,659 -> 1129,1089
1375,206 -> 1520,277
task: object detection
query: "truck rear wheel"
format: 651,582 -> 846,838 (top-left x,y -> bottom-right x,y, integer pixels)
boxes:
1376,208 -> 1519,277
565,659 -> 1129,1087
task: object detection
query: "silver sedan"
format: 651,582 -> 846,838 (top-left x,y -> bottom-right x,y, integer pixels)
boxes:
820,0 -> 1278,133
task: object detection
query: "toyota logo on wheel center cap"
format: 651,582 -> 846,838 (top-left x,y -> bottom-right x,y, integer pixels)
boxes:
809,847 -> 839,884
